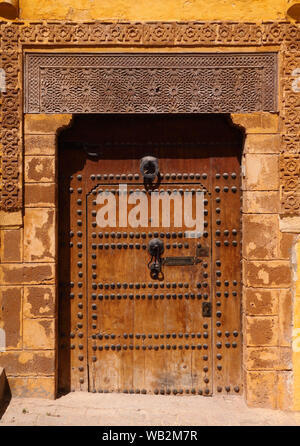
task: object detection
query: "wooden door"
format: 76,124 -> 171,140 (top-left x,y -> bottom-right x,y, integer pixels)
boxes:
58,114 -> 243,396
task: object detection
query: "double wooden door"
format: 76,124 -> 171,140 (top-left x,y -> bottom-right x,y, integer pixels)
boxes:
58,114 -> 243,396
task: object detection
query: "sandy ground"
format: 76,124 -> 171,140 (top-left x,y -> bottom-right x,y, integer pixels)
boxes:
1,393 -> 300,426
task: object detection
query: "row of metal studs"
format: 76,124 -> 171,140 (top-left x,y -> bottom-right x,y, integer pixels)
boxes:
88,332 -> 206,339
84,172 -> 238,181
88,354 -> 210,361
88,232 -> 207,239
88,388 -> 211,395
89,294 -> 206,300
87,173 -> 210,180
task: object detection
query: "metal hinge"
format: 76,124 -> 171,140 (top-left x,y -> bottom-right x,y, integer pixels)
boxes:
202,302 -> 212,317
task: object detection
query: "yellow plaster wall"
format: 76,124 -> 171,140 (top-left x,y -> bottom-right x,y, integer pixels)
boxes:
293,241 -> 300,410
18,0 -> 289,22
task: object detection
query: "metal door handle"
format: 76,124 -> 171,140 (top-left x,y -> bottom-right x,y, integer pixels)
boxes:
148,238 -> 164,279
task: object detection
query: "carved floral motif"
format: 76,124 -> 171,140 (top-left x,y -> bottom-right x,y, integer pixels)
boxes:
24,53 -> 277,114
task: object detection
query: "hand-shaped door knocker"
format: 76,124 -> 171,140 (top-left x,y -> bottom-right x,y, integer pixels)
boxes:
148,238 -> 164,279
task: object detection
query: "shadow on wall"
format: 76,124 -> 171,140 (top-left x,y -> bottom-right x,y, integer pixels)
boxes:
0,0 -> 18,19
0,369 -> 11,420
287,1 -> 300,20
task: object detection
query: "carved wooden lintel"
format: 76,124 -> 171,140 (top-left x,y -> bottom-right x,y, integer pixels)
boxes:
24,52 -> 278,115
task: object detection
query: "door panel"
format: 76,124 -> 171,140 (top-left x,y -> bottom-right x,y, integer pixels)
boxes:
86,182 -> 212,395
211,158 -> 242,394
58,114 -> 243,396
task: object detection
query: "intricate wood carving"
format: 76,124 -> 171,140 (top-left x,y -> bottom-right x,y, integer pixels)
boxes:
0,21 -> 299,213
24,53 -> 278,114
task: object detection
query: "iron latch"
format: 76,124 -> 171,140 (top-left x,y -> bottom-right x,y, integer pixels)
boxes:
162,256 -> 202,266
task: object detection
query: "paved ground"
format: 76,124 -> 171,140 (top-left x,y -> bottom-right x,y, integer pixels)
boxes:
1,393 -> 300,426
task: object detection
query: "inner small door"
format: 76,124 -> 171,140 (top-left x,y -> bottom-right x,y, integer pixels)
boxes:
86,179 -> 211,395
58,114 -> 243,396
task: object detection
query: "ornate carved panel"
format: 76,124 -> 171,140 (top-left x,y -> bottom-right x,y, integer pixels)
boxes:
24,53 -> 278,114
0,21 -> 299,213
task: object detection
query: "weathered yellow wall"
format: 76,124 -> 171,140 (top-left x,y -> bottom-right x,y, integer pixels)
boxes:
294,241 -> 300,410
1,0 -> 300,411
18,0 -> 289,22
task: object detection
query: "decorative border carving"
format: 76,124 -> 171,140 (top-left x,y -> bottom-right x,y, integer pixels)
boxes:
0,21 -> 300,213
24,52 -> 278,114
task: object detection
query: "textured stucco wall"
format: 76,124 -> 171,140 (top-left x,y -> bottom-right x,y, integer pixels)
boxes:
18,0 -> 289,22
293,240 -> 300,410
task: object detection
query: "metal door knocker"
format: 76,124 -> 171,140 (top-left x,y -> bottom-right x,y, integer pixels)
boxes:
148,238 -> 164,279
140,156 -> 159,182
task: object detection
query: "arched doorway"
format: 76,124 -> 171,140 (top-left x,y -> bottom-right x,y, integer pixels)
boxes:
58,114 -> 244,396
